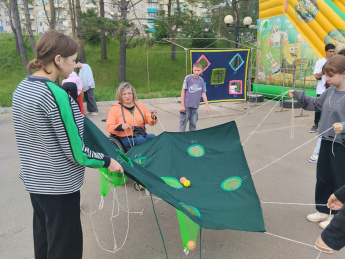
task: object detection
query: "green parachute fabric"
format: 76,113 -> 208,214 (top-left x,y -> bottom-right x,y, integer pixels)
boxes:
83,117 -> 265,232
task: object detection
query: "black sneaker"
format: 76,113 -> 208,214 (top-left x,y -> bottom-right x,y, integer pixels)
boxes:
310,125 -> 318,133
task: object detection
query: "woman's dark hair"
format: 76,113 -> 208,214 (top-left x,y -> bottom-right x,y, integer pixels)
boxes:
27,30 -> 79,74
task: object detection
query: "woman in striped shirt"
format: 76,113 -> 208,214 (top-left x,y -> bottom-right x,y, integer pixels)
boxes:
12,30 -> 123,259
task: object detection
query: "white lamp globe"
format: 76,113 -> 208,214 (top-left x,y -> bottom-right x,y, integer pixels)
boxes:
243,17 -> 252,26
224,15 -> 234,25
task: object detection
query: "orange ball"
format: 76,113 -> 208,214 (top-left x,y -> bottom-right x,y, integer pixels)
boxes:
180,177 -> 187,184
187,240 -> 196,250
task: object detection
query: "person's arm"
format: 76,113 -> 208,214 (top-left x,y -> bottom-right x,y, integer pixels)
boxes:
314,60 -> 323,80
201,92 -> 210,113
106,106 -> 132,135
180,89 -> 186,112
287,89 -> 325,112
138,103 -> 158,126
47,83 -> 122,172
327,186 -> 345,210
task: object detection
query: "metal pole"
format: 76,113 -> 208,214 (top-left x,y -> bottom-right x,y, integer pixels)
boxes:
235,19 -> 239,48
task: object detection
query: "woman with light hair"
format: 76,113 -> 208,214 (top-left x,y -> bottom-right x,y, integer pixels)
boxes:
106,82 -> 158,148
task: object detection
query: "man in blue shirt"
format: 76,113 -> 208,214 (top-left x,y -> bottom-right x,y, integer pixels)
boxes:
76,59 -> 98,115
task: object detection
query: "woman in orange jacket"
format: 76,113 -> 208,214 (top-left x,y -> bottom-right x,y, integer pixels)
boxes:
106,82 -> 158,148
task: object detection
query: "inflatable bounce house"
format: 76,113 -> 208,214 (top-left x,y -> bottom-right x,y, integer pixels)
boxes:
257,0 -> 345,94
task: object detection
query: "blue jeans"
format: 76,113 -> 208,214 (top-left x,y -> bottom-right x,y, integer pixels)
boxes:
179,107 -> 198,132
119,133 -> 155,149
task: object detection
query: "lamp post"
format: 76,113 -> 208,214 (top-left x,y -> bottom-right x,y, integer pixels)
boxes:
224,15 -> 252,48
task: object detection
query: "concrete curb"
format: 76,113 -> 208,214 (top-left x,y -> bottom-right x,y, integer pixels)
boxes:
0,97 -> 181,114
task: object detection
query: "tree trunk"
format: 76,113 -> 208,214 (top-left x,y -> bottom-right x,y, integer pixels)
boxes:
118,0 -> 127,82
171,37 -> 176,60
67,0 -> 76,35
23,0 -> 36,53
99,0 -> 107,59
75,0 -> 86,62
8,2 -> 20,53
11,0 -> 30,75
49,0 -> 56,29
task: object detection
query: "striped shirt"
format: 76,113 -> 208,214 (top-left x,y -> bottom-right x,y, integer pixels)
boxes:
12,76 -> 110,194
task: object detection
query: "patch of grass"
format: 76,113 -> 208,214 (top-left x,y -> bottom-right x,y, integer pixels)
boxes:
0,34 -> 191,107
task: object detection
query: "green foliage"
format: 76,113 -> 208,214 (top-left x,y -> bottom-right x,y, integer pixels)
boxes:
153,11 -> 170,41
0,34 -> 189,107
80,9 -> 102,45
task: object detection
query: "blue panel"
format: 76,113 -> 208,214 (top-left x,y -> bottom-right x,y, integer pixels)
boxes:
148,28 -> 156,32
147,8 -> 159,13
191,49 -> 250,102
147,19 -> 154,23
205,18 -> 211,23
0,26 -> 3,31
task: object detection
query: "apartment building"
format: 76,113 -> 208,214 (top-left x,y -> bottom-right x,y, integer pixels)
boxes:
0,0 -> 206,34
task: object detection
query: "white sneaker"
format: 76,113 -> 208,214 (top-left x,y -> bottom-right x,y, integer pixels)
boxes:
307,212 -> 329,222
90,112 -> 99,116
309,154 -> 318,163
319,215 -> 334,229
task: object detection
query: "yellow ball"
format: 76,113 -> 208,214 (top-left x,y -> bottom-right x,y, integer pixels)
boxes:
183,180 -> 191,187
187,240 -> 196,250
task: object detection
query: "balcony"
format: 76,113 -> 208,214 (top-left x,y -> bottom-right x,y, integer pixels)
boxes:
147,8 -> 158,13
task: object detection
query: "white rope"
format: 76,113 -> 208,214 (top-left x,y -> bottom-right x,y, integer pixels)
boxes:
332,134 -> 337,157
265,232 -> 315,248
242,93 -> 284,146
261,201 -> 327,206
235,92 -> 286,122
315,251 -> 322,259
251,127 -> 333,176
291,96 -> 294,139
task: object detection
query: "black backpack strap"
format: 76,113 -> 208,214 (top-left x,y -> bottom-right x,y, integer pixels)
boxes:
120,103 -> 127,123
134,102 -> 146,125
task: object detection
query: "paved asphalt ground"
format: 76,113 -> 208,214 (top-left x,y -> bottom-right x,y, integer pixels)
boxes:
1,98 -> 345,259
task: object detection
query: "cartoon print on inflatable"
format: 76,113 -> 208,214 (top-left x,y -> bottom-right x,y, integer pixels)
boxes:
295,0 -> 318,23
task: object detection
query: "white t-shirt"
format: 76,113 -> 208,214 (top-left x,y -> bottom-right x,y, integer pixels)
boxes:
313,58 -> 327,95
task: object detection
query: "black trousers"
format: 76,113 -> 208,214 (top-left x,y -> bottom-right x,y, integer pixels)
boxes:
316,140 -> 345,214
30,191 -> 83,259
314,94 -> 321,126
322,205 -> 345,250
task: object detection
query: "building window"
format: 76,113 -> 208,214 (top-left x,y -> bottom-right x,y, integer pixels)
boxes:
148,13 -> 156,18
37,10 -> 42,16
148,3 -> 157,8
35,0 -> 40,5
142,14 -> 145,18
159,4 -> 164,10
4,11 -> 9,16
141,4 -> 145,9
6,21 -> 10,27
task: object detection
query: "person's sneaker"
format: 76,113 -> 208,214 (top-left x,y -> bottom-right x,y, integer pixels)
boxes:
310,125 -> 318,133
90,112 -> 99,116
307,212 -> 329,222
319,215 -> 334,229
309,154 -> 318,163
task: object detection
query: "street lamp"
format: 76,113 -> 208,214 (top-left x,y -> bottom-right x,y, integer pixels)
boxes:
224,15 -> 252,48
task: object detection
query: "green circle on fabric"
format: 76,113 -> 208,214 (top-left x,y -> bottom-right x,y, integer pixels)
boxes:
161,177 -> 183,189
187,144 -> 205,157
221,177 -> 242,191
134,157 -> 146,165
116,150 -> 133,167
180,203 -> 201,217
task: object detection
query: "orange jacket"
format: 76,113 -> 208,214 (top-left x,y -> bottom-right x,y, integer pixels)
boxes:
106,102 -> 158,137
